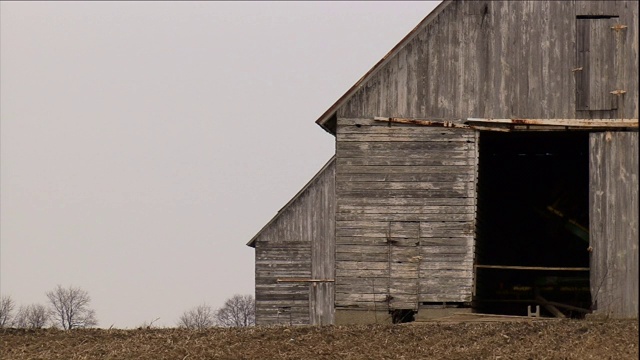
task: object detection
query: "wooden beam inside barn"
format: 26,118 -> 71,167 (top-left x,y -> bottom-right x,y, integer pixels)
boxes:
475,265 -> 590,271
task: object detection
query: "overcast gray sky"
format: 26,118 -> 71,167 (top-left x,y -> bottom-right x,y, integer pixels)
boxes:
1,1 -> 441,328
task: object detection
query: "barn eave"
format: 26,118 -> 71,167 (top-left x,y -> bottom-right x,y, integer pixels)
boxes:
246,155 -> 336,248
315,0 -> 453,134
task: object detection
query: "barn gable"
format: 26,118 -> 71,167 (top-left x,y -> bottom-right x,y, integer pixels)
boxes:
317,0 -> 638,131
249,157 -> 335,325
326,0 -> 638,321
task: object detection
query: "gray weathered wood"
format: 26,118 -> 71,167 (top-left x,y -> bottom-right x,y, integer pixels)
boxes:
331,1 -> 638,126
590,131 -> 638,319
309,160 -> 336,326
337,157 -> 474,166
577,17 -> 619,110
251,0 -> 638,323
335,117 -> 476,310
252,158 -> 335,325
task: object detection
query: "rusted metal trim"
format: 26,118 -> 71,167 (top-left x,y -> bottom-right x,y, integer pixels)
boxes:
467,125 -> 511,132
373,117 -> 471,129
466,118 -> 638,128
276,278 -> 335,283
373,117 -> 638,131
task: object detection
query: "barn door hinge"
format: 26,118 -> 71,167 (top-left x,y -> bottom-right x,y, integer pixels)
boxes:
610,90 -> 626,95
611,24 -> 628,31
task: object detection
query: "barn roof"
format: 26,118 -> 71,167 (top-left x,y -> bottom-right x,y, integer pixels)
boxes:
247,155 -> 336,248
315,0 -> 452,134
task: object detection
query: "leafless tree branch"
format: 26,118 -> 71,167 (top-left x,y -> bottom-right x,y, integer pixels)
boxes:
14,304 -> 50,329
0,295 -> 15,328
46,285 -> 98,330
215,294 -> 255,327
177,304 -> 215,330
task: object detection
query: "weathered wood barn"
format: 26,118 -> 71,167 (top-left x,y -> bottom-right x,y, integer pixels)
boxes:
248,0 -> 639,325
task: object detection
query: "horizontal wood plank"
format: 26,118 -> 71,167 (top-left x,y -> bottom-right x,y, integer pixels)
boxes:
336,173 -> 475,183
339,190 -> 471,198
337,197 -> 474,207
336,213 -> 475,222
337,181 -> 473,192
338,157 -> 474,166
338,165 -> 475,174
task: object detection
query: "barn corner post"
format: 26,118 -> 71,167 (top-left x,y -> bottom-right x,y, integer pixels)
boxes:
588,131 -> 639,319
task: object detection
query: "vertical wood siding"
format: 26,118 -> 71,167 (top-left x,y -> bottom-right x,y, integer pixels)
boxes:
310,161 -> 336,325
388,221 -> 420,310
335,118 -> 476,310
576,17 -> 619,111
336,0 -> 638,121
589,131 -> 638,318
254,159 -> 335,325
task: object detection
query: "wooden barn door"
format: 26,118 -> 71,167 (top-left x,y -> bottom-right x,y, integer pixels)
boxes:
309,281 -> 334,325
589,131 -> 639,318
310,216 -> 335,325
388,221 -> 421,311
576,17 -> 619,111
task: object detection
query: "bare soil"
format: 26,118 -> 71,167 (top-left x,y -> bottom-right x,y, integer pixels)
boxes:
1,319 -> 637,360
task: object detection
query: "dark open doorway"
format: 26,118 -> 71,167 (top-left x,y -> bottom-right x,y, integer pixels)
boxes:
474,131 -> 592,318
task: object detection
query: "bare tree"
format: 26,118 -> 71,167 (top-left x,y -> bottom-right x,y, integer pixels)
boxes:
46,285 -> 98,330
177,304 -> 215,329
14,304 -> 50,329
0,295 -> 15,328
215,294 -> 255,327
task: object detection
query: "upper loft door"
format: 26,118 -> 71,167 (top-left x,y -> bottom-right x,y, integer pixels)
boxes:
576,16 -> 619,111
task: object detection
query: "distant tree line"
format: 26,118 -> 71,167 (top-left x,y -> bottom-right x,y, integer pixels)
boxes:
1,290 -> 255,330
177,294 -> 255,329
1,285 -> 97,330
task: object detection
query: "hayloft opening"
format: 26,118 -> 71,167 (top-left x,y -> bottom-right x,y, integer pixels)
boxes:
474,131 -> 592,318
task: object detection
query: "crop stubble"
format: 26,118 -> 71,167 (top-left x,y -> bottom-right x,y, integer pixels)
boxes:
1,319 -> 637,360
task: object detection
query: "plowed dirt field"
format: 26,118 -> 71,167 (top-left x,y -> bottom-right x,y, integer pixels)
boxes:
1,319 -> 637,359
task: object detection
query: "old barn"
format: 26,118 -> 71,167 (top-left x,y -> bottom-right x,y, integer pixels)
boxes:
248,0 -> 639,325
